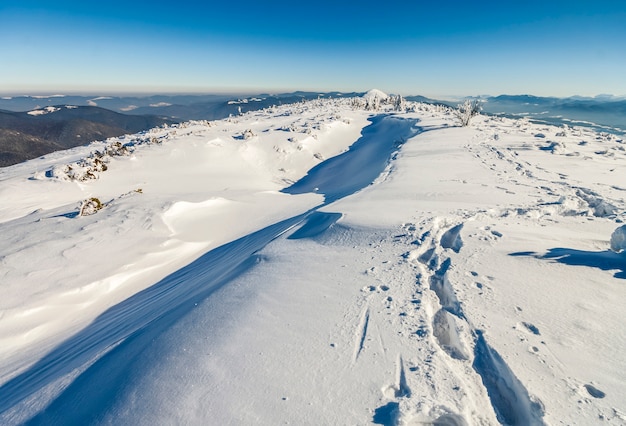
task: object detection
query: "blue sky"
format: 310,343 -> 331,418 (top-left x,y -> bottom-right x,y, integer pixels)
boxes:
1,0 -> 625,97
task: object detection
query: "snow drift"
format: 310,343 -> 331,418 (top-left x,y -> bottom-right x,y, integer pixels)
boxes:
1,94 -> 625,425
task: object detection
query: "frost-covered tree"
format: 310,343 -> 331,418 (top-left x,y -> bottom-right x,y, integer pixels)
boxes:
365,95 -> 381,111
454,99 -> 482,126
392,94 -> 406,111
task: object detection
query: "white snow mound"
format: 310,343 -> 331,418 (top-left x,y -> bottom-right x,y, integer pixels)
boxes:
27,106 -> 60,116
363,89 -> 388,101
610,224 -> 626,252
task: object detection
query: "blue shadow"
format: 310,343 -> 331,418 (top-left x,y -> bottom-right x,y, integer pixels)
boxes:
1,115 -> 422,422
510,248 -> 626,279
282,114 -> 420,203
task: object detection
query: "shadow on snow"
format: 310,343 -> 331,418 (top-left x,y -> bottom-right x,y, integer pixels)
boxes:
510,248 -> 626,280
282,114 -> 421,203
0,115 -> 421,422
0,212 -> 311,423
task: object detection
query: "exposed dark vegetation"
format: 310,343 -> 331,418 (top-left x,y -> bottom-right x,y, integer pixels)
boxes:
0,92 -> 361,167
0,106 -> 173,167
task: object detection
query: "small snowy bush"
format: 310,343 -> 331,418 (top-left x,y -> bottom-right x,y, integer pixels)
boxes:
454,99 -> 482,126
242,129 -> 256,140
610,225 -> 626,253
79,197 -> 103,216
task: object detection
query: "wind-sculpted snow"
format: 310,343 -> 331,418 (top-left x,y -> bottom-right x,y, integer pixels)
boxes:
282,115 -> 420,202
0,104 -> 421,424
1,97 -> 625,425
287,211 -> 342,240
1,212 -> 310,423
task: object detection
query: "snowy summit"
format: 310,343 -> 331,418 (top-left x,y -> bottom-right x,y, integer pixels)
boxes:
363,88 -> 389,101
0,95 -> 625,425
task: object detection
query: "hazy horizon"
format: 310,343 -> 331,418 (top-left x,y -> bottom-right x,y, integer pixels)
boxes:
2,90 -> 626,101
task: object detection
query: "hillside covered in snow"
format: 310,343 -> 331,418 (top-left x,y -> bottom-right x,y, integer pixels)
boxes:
0,92 -> 625,425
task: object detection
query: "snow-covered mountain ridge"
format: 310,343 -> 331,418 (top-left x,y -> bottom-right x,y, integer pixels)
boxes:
0,95 -> 625,424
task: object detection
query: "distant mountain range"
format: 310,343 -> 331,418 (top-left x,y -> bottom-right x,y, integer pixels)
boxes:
0,92 -> 361,120
480,95 -> 626,130
1,91 -> 624,168
0,92 -> 360,167
406,94 -> 626,133
0,106 -> 174,167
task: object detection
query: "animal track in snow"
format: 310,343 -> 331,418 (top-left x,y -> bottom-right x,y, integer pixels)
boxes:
432,309 -> 469,360
429,258 -> 463,318
417,247 -> 437,265
584,384 -> 606,399
521,322 -> 541,335
473,330 -> 545,424
399,217 -> 544,424
440,223 -> 464,253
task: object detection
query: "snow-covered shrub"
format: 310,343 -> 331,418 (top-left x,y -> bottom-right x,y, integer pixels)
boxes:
366,95 -> 381,111
79,197 -> 103,216
391,94 -> 406,111
92,157 -> 108,172
242,129 -> 256,140
454,99 -> 482,126
350,97 -> 365,110
610,225 -> 626,253
104,141 -> 135,157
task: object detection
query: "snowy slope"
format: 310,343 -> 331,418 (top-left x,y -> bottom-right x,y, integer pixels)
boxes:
0,97 -> 625,425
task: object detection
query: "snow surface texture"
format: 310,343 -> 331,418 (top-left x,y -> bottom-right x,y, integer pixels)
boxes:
1,94 -> 625,425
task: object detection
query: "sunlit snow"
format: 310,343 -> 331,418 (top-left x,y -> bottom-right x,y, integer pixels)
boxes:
0,95 -> 625,425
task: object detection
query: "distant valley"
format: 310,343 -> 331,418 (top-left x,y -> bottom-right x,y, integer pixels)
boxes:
407,94 -> 626,134
0,92 -> 358,167
478,94 -> 626,132
0,106 -> 174,167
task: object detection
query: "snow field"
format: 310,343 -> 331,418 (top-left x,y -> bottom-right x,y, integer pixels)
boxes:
0,99 -> 369,388
1,94 -> 625,424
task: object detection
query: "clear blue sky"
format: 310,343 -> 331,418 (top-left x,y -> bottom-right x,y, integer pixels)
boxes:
1,0 -> 625,97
